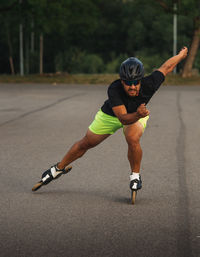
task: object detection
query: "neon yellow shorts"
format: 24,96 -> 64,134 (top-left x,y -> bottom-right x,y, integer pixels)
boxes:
89,109 -> 149,135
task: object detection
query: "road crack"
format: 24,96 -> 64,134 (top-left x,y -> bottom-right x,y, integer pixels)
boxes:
176,90 -> 192,257
0,93 -> 83,127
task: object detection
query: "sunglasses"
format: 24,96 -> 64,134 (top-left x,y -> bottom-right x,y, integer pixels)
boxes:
123,80 -> 140,86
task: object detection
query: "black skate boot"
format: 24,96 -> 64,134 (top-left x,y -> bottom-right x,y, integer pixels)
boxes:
130,174 -> 142,205
130,175 -> 142,191
32,163 -> 72,191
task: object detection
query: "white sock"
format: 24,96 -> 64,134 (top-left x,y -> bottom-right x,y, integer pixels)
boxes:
130,172 -> 140,181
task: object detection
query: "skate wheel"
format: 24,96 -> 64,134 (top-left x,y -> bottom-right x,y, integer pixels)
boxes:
32,181 -> 43,192
131,190 -> 137,205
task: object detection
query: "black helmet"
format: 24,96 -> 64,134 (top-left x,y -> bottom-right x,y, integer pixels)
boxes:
119,57 -> 144,81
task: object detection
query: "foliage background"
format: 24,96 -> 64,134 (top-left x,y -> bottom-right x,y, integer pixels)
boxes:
0,0 -> 199,75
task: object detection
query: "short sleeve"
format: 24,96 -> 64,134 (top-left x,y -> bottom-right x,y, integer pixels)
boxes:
142,71 -> 165,94
108,85 -> 124,107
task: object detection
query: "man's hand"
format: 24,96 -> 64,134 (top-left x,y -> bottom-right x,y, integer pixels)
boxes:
136,104 -> 150,118
178,46 -> 188,60
158,46 -> 188,76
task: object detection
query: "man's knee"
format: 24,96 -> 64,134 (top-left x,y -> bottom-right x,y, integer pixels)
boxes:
77,129 -> 110,151
124,122 -> 143,146
126,135 -> 141,148
77,137 -> 91,151
78,135 -> 98,150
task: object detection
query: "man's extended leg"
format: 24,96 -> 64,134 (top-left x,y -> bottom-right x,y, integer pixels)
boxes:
57,129 -> 110,169
32,129 -> 110,191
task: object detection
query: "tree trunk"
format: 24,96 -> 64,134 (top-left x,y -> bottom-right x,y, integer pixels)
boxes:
31,20 -> 34,53
6,22 -> 15,75
19,23 -> 24,76
9,57 -> 15,75
182,19 -> 200,78
19,0 -> 24,76
40,34 -> 43,74
25,36 -> 29,74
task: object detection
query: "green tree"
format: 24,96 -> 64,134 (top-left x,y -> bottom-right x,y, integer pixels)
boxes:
0,0 -> 198,75
155,0 -> 200,77
0,0 -> 18,74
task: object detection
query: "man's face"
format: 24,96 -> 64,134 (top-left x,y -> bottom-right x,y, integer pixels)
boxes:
121,80 -> 141,97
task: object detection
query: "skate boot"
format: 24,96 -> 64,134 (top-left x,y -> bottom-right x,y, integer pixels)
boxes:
32,163 -> 72,191
130,174 -> 142,191
130,173 -> 142,205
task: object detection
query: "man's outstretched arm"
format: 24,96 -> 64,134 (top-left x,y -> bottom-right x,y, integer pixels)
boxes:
158,47 -> 188,76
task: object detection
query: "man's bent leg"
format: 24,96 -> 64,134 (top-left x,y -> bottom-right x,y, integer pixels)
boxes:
57,129 -> 110,170
124,121 -> 144,173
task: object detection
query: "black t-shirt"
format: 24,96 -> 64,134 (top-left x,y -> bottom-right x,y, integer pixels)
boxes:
101,70 -> 165,117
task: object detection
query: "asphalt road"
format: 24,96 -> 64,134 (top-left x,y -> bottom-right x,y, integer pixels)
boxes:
0,83 -> 199,257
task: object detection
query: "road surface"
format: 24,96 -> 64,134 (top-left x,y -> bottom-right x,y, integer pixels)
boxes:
0,83 -> 199,257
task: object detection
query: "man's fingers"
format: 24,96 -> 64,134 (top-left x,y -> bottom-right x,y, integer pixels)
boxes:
139,103 -> 147,110
179,46 -> 188,58
137,103 -> 150,117
137,109 -> 150,117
